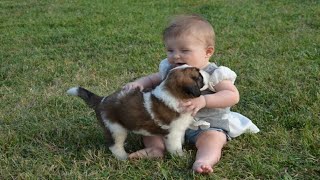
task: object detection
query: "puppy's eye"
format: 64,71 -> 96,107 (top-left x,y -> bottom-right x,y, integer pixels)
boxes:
191,76 -> 198,81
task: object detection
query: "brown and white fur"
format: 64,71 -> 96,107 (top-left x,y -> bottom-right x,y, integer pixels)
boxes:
67,66 -> 209,160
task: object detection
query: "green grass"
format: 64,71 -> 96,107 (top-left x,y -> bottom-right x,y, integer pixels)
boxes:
1,0 -> 319,179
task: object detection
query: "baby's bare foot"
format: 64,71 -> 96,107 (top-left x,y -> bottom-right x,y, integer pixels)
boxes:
192,161 -> 214,174
128,147 -> 164,159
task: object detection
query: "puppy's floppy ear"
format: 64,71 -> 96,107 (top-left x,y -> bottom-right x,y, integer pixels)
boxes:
196,73 -> 204,91
183,84 -> 201,97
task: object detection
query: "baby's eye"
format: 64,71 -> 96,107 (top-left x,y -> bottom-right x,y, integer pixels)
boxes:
167,49 -> 173,53
182,50 -> 190,52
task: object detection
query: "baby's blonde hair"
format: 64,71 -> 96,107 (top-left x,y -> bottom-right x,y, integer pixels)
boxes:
163,15 -> 215,47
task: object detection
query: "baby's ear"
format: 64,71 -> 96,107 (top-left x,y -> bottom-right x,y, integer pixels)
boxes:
206,46 -> 214,57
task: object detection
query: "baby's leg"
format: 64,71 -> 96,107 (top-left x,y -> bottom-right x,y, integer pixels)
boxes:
128,135 -> 165,159
193,130 -> 227,174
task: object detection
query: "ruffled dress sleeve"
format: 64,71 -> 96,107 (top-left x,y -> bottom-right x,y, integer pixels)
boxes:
207,66 -> 237,92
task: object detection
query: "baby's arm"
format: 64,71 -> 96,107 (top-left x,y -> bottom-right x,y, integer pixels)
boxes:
204,80 -> 239,108
180,80 -> 239,116
122,73 -> 162,91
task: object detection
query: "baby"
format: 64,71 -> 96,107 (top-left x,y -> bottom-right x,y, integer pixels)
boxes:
123,14 -> 259,174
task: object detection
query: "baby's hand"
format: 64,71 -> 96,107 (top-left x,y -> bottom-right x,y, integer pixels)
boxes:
122,82 -> 144,92
179,95 -> 206,116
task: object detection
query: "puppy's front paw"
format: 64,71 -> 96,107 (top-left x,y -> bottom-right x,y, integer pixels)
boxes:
167,148 -> 184,157
115,153 -> 128,160
175,150 -> 185,157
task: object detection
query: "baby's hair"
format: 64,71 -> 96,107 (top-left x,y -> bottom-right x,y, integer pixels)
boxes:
163,14 -> 215,47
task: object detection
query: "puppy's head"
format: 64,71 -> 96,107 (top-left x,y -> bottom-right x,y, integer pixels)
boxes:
164,65 -> 209,100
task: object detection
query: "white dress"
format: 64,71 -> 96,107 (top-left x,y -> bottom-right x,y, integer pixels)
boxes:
159,59 -> 260,138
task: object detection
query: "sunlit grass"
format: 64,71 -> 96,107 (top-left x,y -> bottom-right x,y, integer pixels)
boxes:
1,0 -> 319,179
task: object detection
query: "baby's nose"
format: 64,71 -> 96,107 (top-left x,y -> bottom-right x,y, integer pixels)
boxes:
173,53 -> 180,59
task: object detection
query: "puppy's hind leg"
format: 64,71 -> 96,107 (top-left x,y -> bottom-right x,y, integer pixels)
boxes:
108,124 -> 128,160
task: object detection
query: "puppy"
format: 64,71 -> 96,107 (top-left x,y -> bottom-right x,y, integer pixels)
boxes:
67,66 -> 209,160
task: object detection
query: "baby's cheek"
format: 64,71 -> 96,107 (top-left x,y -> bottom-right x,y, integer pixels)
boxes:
167,59 -> 175,64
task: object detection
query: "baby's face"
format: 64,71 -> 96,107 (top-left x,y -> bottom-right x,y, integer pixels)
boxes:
165,35 -> 213,69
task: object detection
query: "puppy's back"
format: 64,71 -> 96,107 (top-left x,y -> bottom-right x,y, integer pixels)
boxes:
101,89 -> 168,135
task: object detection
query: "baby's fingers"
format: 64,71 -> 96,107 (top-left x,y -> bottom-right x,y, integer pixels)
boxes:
191,107 -> 200,116
179,101 -> 192,107
179,104 -> 195,114
122,84 -> 133,91
122,83 -> 144,92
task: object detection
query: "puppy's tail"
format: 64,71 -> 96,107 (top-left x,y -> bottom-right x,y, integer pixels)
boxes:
67,87 -> 103,109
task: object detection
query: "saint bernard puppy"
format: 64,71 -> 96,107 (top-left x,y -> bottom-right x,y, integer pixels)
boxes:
67,65 -> 209,160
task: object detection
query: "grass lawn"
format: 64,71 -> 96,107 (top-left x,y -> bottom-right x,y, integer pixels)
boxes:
1,0 -> 319,179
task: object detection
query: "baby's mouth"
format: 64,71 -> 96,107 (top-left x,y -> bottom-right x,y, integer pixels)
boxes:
175,63 -> 186,66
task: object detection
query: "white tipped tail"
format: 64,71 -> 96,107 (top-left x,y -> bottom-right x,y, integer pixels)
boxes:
67,87 -> 79,96
67,86 -> 102,109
